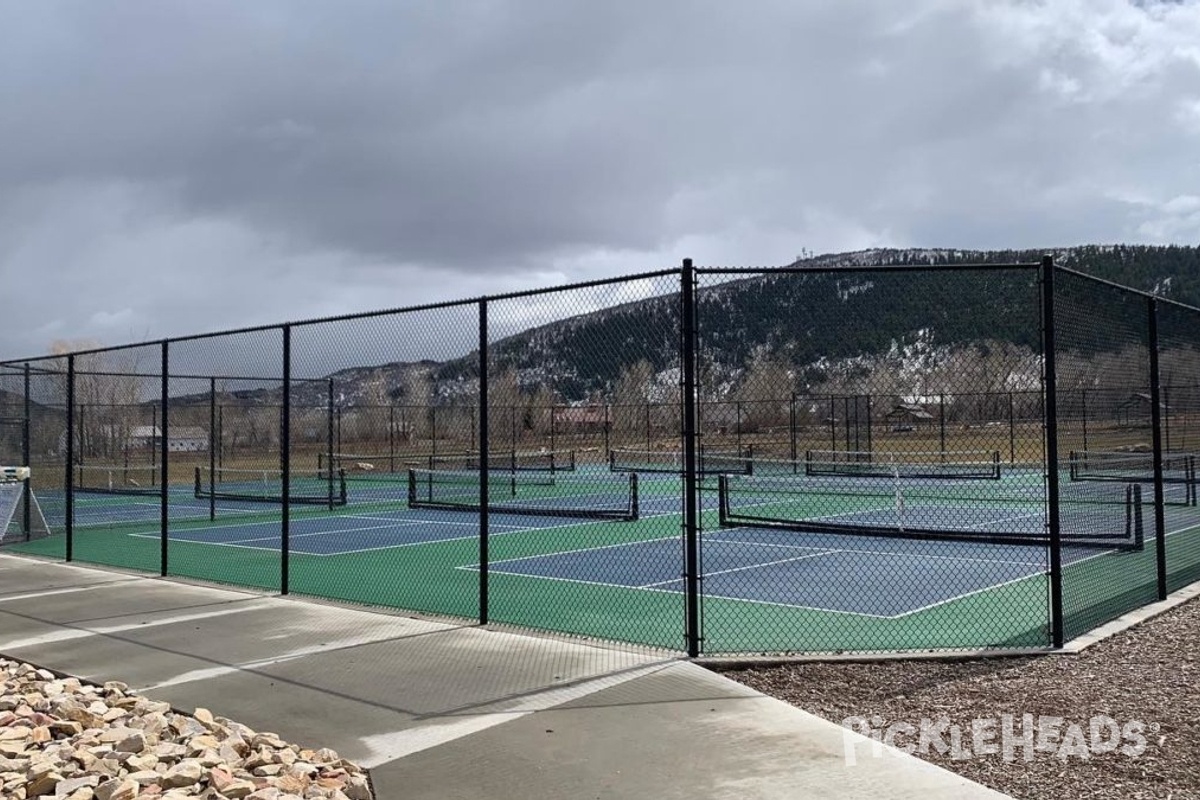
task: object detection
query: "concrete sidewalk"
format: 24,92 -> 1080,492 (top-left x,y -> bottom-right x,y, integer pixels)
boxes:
0,553 -> 1011,799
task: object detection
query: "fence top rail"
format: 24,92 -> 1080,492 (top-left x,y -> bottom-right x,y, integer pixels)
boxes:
697,262 -> 1042,276
1054,265 -> 1200,315
4,363 -> 323,384
6,259 -> 1198,369
0,268 -> 684,367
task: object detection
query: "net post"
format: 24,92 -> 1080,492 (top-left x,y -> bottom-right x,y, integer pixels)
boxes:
160,341 -> 169,577
478,298 -> 489,626
629,472 -> 639,520
65,354 -> 75,562
717,474 -> 729,526
208,378 -> 216,522
681,258 -> 702,658
1147,296 -> 1168,598
281,325 -> 291,596
1041,254 -> 1064,648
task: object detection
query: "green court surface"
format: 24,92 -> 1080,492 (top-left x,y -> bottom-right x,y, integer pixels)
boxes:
6,467 -> 1200,655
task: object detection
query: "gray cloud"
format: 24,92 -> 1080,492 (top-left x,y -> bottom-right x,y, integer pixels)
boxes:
1,0 -> 1198,362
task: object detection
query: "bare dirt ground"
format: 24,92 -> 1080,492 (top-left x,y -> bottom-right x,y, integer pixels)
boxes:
716,598 -> 1200,800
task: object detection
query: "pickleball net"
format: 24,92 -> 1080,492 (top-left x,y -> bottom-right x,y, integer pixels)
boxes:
716,470 -> 1145,550
74,464 -> 162,496
407,467 -> 638,521
195,466 -> 348,506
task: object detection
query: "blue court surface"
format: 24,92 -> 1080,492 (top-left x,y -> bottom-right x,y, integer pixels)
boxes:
469,527 -> 1066,618
43,470 -> 1151,624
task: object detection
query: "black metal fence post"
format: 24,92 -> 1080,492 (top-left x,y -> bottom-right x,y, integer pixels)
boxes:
389,404 -> 396,464
645,403 -> 651,453
478,299 -> 490,625
217,404 -> 224,472
160,341 -> 169,577
1041,255 -> 1064,648
281,326 -> 291,595
828,397 -> 835,451
1163,386 -> 1172,453
209,378 -> 216,521
22,363 -> 31,535
865,394 -> 873,455
789,392 -> 798,463
1081,389 -> 1089,454
681,259 -> 702,657
939,393 -> 947,458
327,379 -> 335,511
1147,297 -> 1168,600
1008,391 -> 1016,464
65,354 -> 75,562
77,405 -> 85,464
735,401 -> 742,455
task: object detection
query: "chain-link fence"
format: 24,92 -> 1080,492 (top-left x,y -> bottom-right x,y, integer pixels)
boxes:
2,257 -> 1197,655
694,264 -> 1049,653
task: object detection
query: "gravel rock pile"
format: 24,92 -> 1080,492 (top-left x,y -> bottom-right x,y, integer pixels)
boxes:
719,598 -> 1200,800
0,658 -> 372,800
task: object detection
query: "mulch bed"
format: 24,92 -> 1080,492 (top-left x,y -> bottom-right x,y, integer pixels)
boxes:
715,598 -> 1200,799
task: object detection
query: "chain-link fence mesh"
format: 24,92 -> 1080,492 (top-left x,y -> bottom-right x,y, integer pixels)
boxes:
694,265 -> 1049,653
3,259 -> 1200,655
1154,300 -> 1200,593
1053,270 -> 1160,640
57,344 -> 167,574
165,330 -> 285,591
291,304 -> 482,621
483,274 -> 685,649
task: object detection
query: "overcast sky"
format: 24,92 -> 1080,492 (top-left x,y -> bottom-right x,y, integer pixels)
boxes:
1,0 -> 1198,365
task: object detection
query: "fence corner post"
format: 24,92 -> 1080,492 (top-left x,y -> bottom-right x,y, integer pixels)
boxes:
681,259 -> 701,657
1040,254 -> 1064,648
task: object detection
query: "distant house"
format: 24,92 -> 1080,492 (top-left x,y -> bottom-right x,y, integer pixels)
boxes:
127,425 -> 209,453
885,403 -> 935,432
127,426 -> 160,449
553,405 -> 608,431
166,427 -> 209,452
1115,392 -> 1165,429
700,404 -> 740,435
